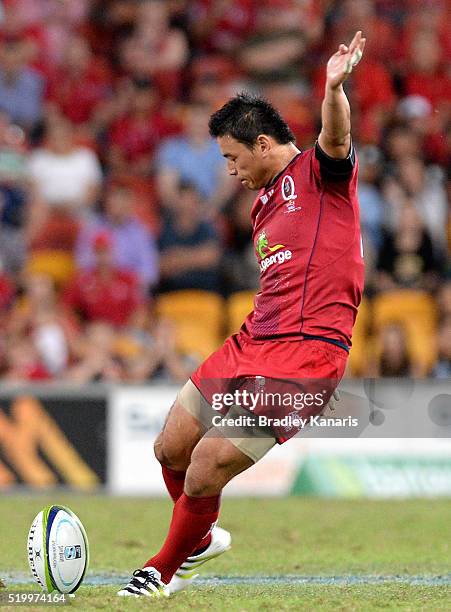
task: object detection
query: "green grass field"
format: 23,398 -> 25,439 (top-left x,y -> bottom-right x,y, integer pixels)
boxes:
1,495 -> 450,610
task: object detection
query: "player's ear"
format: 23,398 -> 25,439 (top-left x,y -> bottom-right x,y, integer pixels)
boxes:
256,134 -> 272,157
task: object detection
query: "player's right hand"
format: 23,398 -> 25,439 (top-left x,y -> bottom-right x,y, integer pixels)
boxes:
326,30 -> 366,90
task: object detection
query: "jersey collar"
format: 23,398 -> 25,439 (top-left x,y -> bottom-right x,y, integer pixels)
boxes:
263,152 -> 302,191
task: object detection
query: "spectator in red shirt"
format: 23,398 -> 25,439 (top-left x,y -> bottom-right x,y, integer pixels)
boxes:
46,35 -> 113,125
63,230 -> 144,327
188,0 -> 256,54
0,1 -> 45,69
404,31 -> 451,110
107,79 -> 179,176
119,0 -> 188,99
327,0 -> 397,65
0,0 -> 89,77
397,1 -> 451,68
237,0 -> 308,85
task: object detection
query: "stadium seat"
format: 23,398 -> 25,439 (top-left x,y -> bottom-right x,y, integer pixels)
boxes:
372,290 -> 438,372
155,290 -> 225,360
227,291 -> 256,335
348,298 -> 371,376
25,251 -> 76,286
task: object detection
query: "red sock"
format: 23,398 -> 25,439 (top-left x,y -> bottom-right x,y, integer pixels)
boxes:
161,465 -> 212,551
144,493 -> 220,584
161,465 -> 185,502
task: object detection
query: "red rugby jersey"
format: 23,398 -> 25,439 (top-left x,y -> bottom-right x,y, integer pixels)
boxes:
241,143 -> 364,347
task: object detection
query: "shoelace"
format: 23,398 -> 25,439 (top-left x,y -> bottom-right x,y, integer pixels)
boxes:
128,569 -> 161,593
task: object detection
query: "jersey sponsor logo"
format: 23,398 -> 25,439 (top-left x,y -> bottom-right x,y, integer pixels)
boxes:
256,230 -> 293,272
260,248 -> 292,272
256,230 -> 285,260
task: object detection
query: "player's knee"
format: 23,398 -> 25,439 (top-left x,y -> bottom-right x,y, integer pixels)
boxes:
184,465 -> 222,497
153,434 -> 165,464
153,434 -> 190,471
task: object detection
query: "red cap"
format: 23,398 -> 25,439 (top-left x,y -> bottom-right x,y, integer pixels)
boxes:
93,231 -> 113,251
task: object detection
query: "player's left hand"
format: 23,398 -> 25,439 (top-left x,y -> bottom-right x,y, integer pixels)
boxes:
326,30 -> 366,89
320,389 -> 340,416
327,389 -> 340,412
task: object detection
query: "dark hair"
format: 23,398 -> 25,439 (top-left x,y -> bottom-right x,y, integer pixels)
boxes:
178,179 -> 200,194
209,92 -> 295,148
132,78 -> 154,90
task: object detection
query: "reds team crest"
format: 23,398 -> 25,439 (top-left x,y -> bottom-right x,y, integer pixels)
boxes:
281,175 -> 301,214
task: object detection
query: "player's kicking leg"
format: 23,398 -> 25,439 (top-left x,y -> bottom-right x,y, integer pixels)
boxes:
118,381 -> 247,597
118,426 -> 258,597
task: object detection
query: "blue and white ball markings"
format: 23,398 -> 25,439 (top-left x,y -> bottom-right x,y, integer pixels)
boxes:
27,505 -> 89,593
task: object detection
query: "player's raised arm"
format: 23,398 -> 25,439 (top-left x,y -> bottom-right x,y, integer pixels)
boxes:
318,31 -> 366,159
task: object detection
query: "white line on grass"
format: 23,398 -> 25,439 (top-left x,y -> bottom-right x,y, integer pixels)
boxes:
3,573 -> 451,587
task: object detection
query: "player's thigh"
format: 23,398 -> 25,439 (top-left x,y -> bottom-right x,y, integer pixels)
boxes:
154,380 -> 208,468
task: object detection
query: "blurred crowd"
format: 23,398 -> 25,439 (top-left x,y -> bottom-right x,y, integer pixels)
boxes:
0,0 -> 449,383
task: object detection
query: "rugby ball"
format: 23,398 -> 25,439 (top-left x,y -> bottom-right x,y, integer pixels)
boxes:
27,505 -> 89,593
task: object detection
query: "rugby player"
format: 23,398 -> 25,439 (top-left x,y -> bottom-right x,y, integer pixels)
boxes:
119,30 -> 366,598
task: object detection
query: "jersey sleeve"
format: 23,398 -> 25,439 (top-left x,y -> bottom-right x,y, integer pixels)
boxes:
314,141 -> 356,182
